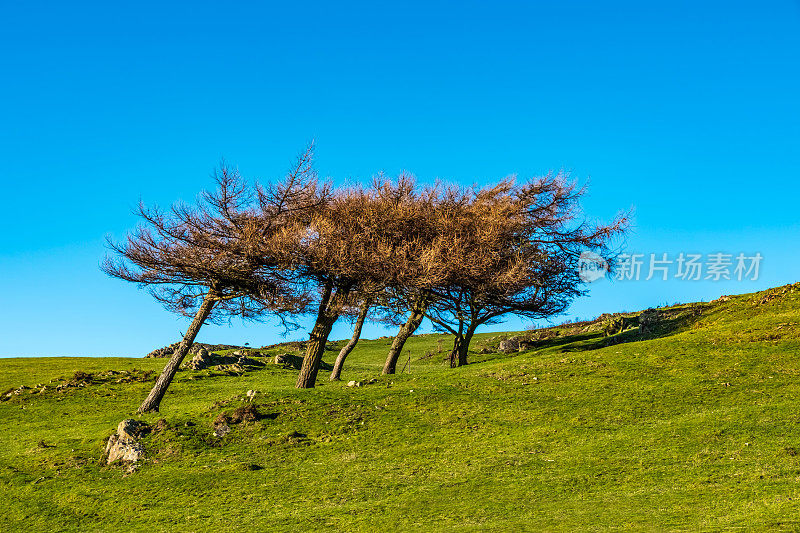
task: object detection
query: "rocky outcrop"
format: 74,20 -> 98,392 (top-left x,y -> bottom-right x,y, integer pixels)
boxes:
145,342 -> 244,358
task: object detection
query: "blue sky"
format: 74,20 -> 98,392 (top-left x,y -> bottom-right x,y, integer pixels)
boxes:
1,1 -> 799,357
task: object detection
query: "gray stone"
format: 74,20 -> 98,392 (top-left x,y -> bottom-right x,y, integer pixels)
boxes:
498,338 -> 520,354
117,419 -> 150,440
105,419 -> 149,465
186,347 -> 212,370
105,434 -> 145,464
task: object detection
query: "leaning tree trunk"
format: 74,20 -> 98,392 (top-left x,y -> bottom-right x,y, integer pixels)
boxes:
449,326 -> 476,368
138,291 -> 217,413
383,306 -> 426,375
448,335 -> 463,368
296,281 -> 348,389
330,299 -> 371,381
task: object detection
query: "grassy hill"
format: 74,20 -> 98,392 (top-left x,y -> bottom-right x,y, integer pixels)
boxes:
2,283 -> 800,531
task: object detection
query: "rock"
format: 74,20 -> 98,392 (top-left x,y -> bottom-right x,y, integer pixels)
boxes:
246,390 -> 257,402
347,381 -> 361,388
186,347 -> 212,370
517,341 -> 535,352
117,419 -> 150,440
105,434 -> 144,464
105,419 -> 149,465
214,423 -> 230,437
498,338 -> 519,354
145,342 -> 245,358
274,353 -> 291,365
214,363 -> 245,373
639,308 -> 659,334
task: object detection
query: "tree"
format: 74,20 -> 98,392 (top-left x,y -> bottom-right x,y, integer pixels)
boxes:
378,184 -> 475,374
423,174 -> 628,367
381,291 -> 427,374
103,147 -> 326,412
267,175 -> 446,388
329,296 -> 373,381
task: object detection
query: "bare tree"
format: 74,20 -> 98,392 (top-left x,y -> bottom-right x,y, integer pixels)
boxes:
103,147 -> 325,412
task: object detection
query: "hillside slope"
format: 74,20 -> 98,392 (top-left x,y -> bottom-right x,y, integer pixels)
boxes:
2,283 -> 800,531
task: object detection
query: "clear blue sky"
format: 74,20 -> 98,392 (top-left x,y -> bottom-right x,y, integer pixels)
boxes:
1,1 -> 799,357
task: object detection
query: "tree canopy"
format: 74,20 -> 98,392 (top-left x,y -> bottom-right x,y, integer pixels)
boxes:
104,148 -> 627,409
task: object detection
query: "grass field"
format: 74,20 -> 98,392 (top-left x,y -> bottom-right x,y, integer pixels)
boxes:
2,284 -> 800,531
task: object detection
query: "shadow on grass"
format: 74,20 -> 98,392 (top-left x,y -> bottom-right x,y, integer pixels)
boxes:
519,311 -> 703,356
278,353 -> 333,371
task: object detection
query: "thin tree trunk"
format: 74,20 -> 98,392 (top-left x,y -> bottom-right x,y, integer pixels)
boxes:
448,334 -> 463,368
383,307 -> 425,375
138,291 -> 217,413
330,299 -> 371,381
448,325 -> 475,368
296,281 -> 347,388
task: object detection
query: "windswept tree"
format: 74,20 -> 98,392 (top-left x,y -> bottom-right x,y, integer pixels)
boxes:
423,174 -> 628,367
267,175 -> 446,388
378,184 -> 479,374
379,288 -> 431,374
329,294 -> 374,381
104,147 -> 327,412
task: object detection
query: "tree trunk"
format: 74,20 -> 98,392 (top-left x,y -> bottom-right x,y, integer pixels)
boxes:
138,291 -> 217,413
330,299 -> 371,381
449,325 -> 476,368
383,307 -> 425,375
448,335 -> 462,368
296,281 -> 347,388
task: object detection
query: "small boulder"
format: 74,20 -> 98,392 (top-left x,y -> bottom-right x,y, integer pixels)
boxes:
105,419 -> 149,465
105,434 -> 144,464
498,338 -> 520,354
347,381 -> 361,388
517,341 -> 535,352
186,347 -> 212,370
117,419 -> 150,440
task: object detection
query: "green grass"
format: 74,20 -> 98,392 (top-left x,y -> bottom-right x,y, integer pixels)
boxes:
3,284 -> 800,531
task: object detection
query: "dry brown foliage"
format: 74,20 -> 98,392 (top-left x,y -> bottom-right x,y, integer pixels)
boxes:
422,173 -> 629,366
